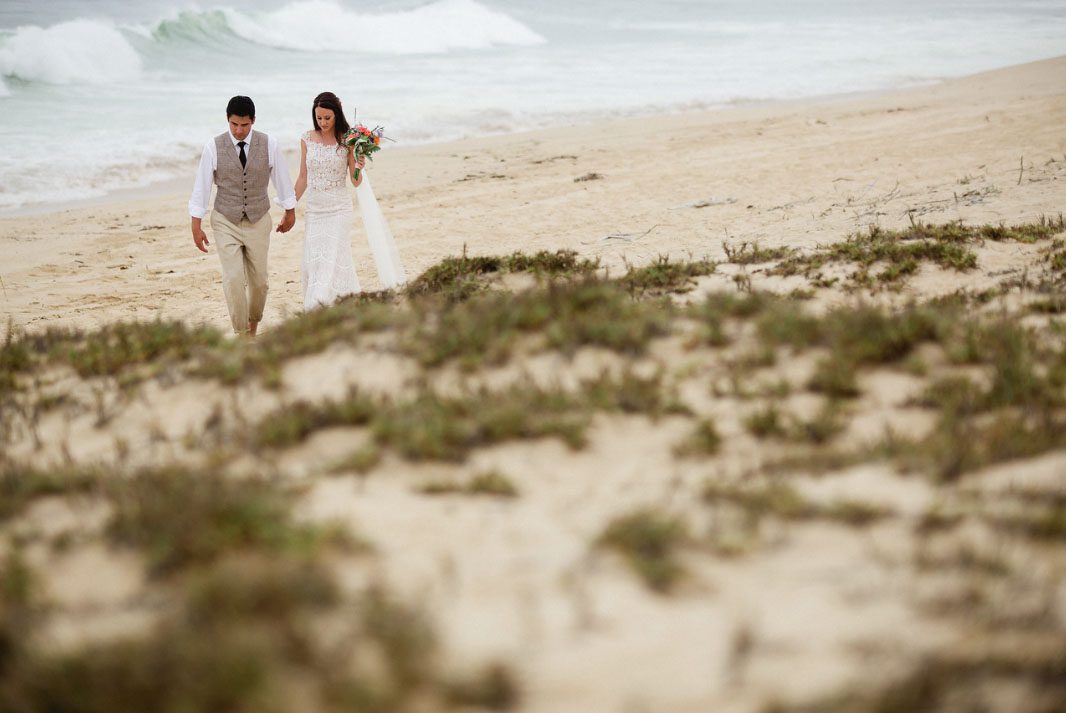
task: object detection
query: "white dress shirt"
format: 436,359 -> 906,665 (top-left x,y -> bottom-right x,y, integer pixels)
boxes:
188,130 -> 298,218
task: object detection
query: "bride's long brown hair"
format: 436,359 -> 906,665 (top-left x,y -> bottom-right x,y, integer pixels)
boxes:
311,91 -> 351,148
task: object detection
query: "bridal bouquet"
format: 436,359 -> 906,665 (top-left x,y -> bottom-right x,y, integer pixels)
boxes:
344,124 -> 385,181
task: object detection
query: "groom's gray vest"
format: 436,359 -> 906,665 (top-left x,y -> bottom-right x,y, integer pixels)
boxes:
213,130 -> 270,224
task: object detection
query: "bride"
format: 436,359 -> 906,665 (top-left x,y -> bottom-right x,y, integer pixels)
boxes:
294,91 -> 404,311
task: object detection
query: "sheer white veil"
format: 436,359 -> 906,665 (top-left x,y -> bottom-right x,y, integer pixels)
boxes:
355,170 -> 406,290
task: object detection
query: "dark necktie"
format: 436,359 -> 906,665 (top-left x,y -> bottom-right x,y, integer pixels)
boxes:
237,140 -> 247,169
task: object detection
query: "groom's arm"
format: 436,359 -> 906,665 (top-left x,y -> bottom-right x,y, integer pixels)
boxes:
189,140 -> 216,253
267,135 -> 297,234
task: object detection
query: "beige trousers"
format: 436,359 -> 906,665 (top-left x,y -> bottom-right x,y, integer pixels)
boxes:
210,211 -> 272,334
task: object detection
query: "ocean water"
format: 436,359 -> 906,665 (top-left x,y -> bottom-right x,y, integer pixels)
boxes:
0,0 -> 1064,213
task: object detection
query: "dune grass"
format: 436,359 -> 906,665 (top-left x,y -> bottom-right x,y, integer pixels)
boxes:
620,254 -> 717,295
403,248 -> 600,302
331,443 -> 383,475
722,240 -> 795,265
1,220 -> 1060,393
703,481 -> 890,527
255,388 -> 377,449
0,463 -> 101,523
419,470 -> 519,498
105,468 -> 351,575
674,418 -> 722,457
597,508 -> 690,593
197,299 -> 398,386
763,639 -> 1066,713
255,370 -> 684,462
685,476 -> 889,545
0,549 -> 516,713
405,278 -> 675,370
768,218 -> 1065,287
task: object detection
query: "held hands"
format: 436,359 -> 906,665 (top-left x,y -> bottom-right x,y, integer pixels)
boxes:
276,208 -> 296,234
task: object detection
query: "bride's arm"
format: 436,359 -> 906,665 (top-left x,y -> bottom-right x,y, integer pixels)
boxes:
295,139 -> 308,201
347,146 -> 366,188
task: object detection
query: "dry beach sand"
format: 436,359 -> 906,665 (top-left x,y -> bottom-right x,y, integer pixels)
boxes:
2,57 -> 1063,337
1,56 -> 1066,712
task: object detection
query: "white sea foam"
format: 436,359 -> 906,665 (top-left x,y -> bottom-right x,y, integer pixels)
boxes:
0,19 -> 143,85
220,0 -> 545,54
0,75 -> 9,97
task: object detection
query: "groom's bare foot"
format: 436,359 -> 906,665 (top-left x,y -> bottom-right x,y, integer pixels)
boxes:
248,320 -> 259,338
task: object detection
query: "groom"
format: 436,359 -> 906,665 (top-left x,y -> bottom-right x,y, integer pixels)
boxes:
189,95 -> 297,337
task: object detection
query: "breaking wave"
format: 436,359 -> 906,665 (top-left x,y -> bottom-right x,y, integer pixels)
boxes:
0,0 -> 544,89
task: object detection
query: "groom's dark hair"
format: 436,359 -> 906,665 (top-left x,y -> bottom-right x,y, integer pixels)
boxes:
226,95 -> 256,119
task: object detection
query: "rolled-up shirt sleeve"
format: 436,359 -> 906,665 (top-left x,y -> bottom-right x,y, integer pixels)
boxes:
188,140 -> 216,218
268,135 -> 298,210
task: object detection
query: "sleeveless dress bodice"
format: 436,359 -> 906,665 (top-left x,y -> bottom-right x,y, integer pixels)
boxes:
301,131 -> 360,309
304,133 -> 351,212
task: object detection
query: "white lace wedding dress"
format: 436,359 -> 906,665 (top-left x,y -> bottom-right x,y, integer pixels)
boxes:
301,132 -> 360,310
301,132 -> 407,311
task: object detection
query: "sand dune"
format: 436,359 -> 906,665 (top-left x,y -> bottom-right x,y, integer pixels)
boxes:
1,57 -> 1065,713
